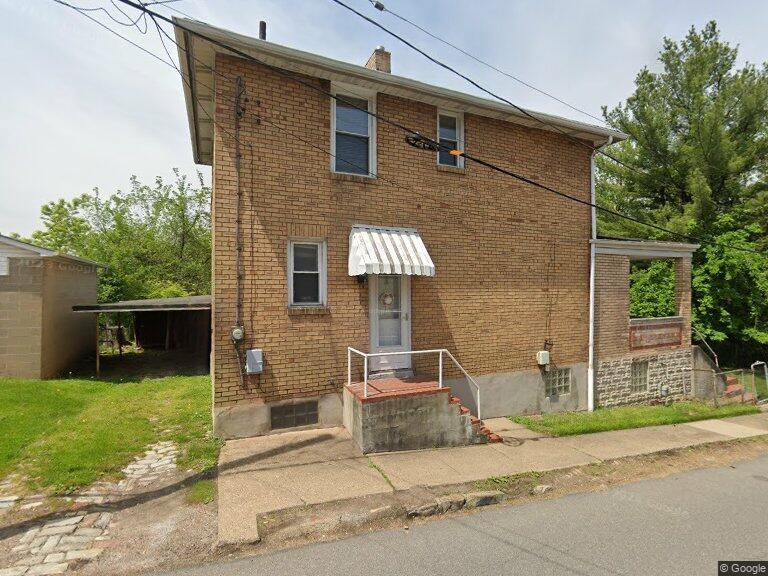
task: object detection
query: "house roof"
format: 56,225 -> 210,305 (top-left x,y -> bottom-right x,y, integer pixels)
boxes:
0,234 -> 104,267
73,295 -> 211,313
172,17 -> 628,166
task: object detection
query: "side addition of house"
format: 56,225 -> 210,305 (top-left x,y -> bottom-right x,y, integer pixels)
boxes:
172,19 -> 698,451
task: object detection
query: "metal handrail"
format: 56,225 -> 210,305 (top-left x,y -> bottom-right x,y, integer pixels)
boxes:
692,325 -> 719,368
347,347 -> 482,419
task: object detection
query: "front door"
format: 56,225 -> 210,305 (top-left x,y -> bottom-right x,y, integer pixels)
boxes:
369,274 -> 411,372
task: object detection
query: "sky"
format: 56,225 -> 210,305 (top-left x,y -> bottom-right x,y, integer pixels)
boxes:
2,0 -> 767,237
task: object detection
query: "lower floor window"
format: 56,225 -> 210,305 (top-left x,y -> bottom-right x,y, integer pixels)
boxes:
270,401 -> 319,429
545,367 -> 571,397
631,360 -> 649,392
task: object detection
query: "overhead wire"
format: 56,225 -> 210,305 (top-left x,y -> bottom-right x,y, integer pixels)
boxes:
366,0 -> 608,126
53,0 -> 768,257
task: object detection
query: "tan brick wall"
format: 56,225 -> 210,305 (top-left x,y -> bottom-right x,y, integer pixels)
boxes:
594,254 -> 631,359
41,258 -> 98,379
675,257 -> 692,347
211,54 -> 594,408
0,257 -> 43,379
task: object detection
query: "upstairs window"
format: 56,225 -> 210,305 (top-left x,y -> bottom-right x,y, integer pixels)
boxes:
288,240 -> 326,307
332,93 -> 375,176
438,111 -> 464,167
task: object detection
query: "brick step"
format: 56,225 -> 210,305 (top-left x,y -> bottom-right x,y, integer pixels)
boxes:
724,384 -> 744,397
448,395 -> 499,445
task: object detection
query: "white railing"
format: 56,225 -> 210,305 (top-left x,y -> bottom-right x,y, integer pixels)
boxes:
347,347 -> 482,419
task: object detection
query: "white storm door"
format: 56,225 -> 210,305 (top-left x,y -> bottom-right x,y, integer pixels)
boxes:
369,275 -> 411,371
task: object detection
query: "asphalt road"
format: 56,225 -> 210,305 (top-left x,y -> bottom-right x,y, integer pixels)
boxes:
159,455 -> 768,576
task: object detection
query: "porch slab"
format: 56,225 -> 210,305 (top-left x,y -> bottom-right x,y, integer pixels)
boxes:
345,377 -> 444,402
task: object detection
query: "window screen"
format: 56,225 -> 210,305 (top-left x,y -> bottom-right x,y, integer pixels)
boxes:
335,95 -> 370,175
290,241 -> 323,305
438,114 -> 459,166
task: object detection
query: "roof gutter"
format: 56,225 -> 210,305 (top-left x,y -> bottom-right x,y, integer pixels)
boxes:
587,135 -> 613,412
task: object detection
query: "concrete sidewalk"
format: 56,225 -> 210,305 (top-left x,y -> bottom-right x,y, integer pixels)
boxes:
217,411 -> 768,546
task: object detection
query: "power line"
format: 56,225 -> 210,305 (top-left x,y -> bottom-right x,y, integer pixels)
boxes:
59,0 -> 768,256
328,0 -> 654,179
367,0 -> 607,127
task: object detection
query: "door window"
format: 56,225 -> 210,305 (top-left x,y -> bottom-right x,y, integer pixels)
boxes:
377,275 -> 402,347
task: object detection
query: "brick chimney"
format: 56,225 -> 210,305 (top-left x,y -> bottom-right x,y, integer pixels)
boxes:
365,46 -> 391,73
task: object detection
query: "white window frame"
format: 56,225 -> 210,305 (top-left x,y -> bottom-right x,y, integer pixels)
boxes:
437,110 -> 464,168
0,256 -> 8,276
288,239 -> 327,307
330,85 -> 377,177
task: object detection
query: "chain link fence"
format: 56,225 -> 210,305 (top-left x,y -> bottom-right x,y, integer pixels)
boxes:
686,367 -> 759,407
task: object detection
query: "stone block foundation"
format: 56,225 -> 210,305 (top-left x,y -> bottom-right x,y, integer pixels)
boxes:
596,347 -> 693,408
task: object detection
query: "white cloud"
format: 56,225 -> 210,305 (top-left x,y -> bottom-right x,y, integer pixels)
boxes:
1,0 -> 766,235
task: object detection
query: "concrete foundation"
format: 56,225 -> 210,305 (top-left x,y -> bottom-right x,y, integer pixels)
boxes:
213,392 -> 343,440
343,386 -> 486,454
448,363 -> 588,419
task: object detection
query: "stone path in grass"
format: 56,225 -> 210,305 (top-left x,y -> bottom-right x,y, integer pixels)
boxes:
5,512 -> 113,575
1,441 -> 180,575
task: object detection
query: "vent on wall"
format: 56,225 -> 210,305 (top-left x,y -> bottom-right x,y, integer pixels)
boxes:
270,401 -> 319,430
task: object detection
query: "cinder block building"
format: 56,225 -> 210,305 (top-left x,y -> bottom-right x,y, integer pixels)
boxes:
172,19 -> 698,450
0,235 -> 101,379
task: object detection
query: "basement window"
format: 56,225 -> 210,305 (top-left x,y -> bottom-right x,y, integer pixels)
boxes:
545,367 -> 571,397
631,360 -> 649,392
271,401 -> 319,430
288,240 -> 327,307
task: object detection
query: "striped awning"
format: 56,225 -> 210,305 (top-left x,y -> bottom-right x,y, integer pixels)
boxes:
348,225 -> 436,277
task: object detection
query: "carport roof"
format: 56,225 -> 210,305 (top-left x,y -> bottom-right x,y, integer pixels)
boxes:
73,295 -> 211,313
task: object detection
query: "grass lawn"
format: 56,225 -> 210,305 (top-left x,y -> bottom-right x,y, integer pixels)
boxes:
513,401 -> 760,437
0,374 -> 219,494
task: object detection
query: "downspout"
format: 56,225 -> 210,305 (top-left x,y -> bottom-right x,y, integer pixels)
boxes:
587,136 -> 612,412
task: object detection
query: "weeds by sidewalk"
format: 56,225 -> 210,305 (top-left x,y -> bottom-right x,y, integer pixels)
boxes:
513,402 -> 759,436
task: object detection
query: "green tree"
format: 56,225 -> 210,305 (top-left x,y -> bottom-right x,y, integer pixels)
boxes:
597,21 -> 768,364
20,170 -> 211,303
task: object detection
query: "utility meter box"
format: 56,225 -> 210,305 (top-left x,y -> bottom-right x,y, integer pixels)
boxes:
536,350 -> 550,366
245,349 -> 264,374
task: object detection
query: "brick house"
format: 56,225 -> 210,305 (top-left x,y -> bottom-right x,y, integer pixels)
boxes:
0,235 -> 100,379
172,19 -> 698,449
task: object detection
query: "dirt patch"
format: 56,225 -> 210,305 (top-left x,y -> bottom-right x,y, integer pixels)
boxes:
73,489 -> 217,575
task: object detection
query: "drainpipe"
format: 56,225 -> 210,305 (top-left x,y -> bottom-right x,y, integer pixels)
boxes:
587,136 -> 613,412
